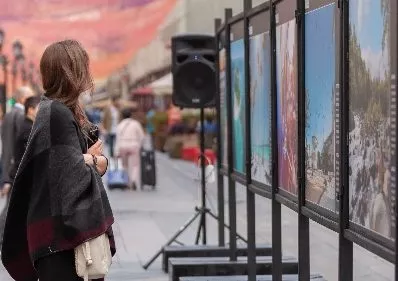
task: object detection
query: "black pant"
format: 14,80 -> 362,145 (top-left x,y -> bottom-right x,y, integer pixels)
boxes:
0,191 -> 11,247
36,250 -> 82,281
107,134 -> 116,158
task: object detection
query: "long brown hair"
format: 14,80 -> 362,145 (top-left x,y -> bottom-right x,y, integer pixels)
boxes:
40,40 -> 94,128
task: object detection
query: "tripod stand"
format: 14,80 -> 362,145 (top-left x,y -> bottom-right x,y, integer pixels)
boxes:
142,108 -> 246,270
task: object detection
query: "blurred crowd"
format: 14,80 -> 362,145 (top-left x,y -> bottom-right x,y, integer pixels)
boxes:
0,85 -> 218,252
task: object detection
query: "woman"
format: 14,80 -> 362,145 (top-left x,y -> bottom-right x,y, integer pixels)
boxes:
1,40 -> 115,281
115,108 -> 145,190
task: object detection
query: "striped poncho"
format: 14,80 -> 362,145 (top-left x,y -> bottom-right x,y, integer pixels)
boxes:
1,97 -> 115,281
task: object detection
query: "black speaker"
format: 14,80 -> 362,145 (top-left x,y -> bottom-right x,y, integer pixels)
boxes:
171,34 -> 216,108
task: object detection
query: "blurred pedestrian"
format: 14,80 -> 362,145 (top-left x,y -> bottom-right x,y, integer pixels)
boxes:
0,96 -> 41,248
146,105 -> 156,140
115,107 -> 145,190
196,115 -> 217,149
0,86 -> 34,196
102,96 -> 120,158
8,96 -> 41,183
167,103 -> 181,133
0,105 -> 4,189
1,40 -> 115,281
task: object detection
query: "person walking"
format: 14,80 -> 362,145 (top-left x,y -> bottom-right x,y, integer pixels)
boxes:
102,96 -> 120,158
7,96 -> 41,183
0,105 -> 4,193
0,96 -> 41,248
146,105 -> 156,141
1,40 -> 115,281
0,86 -> 34,196
167,103 -> 182,133
115,107 -> 145,190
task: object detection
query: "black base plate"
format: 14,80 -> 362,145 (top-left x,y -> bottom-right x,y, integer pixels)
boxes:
168,256 -> 298,281
179,274 -> 325,281
162,244 -> 272,273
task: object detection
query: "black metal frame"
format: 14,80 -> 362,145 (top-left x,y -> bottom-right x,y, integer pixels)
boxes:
214,0 -> 398,280
393,0 -> 398,279
215,17 -> 226,248
225,8 -> 238,261
338,0 -> 354,279
243,1 -> 256,279
270,3 -> 283,280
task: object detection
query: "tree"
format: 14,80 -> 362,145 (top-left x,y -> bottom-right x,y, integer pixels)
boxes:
380,0 -> 390,51
317,151 -> 322,172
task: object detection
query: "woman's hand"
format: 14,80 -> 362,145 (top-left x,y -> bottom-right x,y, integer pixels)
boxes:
83,154 -> 108,176
88,140 -> 103,156
83,154 -> 94,165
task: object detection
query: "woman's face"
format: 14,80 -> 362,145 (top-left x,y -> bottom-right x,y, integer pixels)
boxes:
28,105 -> 39,121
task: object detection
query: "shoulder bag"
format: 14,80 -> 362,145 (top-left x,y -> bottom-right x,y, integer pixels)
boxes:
75,233 -> 112,281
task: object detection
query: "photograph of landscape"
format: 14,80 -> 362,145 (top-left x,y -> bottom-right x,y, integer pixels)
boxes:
348,0 -> 394,239
250,31 -> 272,186
305,3 -> 337,211
276,18 -> 298,195
231,39 -> 246,174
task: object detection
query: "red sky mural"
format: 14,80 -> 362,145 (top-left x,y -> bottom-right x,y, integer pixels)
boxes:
0,0 -> 176,82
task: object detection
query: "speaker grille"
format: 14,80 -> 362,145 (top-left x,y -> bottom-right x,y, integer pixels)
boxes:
173,60 -> 215,107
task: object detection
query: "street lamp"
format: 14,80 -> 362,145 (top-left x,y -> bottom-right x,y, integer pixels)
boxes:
12,40 -> 23,59
0,29 -> 7,115
11,40 -> 25,93
0,29 -> 5,51
28,61 -> 34,85
20,54 -> 27,84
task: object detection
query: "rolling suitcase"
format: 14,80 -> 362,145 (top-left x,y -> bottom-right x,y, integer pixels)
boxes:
107,158 -> 129,190
141,135 -> 156,189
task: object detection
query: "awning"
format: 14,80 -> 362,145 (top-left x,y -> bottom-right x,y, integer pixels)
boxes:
132,87 -> 153,95
0,0 -> 178,81
150,73 -> 172,96
88,98 -> 137,109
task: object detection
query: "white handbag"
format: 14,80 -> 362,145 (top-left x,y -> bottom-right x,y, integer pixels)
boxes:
75,234 -> 112,281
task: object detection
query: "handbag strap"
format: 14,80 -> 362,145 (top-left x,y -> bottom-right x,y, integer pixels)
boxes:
84,242 -> 93,266
83,242 -> 92,281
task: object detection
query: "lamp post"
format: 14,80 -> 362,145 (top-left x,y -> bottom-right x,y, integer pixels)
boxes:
0,29 -> 8,115
12,40 -> 24,94
20,54 -> 27,84
28,61 -> 34,85
0,29 -> 4,52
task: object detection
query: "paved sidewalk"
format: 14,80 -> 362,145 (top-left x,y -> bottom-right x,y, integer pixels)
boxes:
0,152 -> 394,280
0,153 -> 219,281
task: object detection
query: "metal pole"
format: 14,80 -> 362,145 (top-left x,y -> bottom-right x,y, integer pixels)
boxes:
338,0 -> 353,280
11,61 -> 16,96
200,107 -> 207,245
390,1 -> 398,279
243,0 -> 256,280
0,56 -> 7,115
215,17 -> 226,247
270,3 -> 282,281
296,0 -> 310,279
3,62 -> 7,115
225,7 -> 238,261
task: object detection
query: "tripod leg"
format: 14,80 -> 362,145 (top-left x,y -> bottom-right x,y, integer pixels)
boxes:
194,213 -> 203,245
195,208 -> 206,245
206,210 -> 248,244
142,210 -> 201,270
